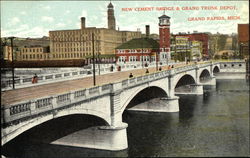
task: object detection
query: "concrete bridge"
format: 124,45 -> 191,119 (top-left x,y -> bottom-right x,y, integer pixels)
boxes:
1,61 -> 246,151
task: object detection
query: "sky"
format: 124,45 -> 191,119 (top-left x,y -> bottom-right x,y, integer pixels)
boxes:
1,0 -> 249,38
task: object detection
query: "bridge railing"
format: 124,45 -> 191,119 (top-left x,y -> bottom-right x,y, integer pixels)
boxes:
1,61 -> 226,125
1,69 -> 90,90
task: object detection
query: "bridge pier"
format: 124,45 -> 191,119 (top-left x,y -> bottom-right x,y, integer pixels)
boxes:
190,84 -> 204,95
208,76 -> 216,86
98,123 -> 128,151
52,122 -> 128,151
160,96 -> 179,112
200,76 -> 216,89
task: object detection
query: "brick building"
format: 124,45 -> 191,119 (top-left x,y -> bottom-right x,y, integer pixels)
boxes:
4,2 -> 141,62
174,32 -> 209,59
238,24 -> 249,59
115,13 -> 171,64
49,2 -> 141,61
115,37 -> 159,64
16,46 -> 50,61
174,35 -> 191,62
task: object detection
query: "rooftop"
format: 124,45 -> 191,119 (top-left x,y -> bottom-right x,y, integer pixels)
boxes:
116,38 -> 159,49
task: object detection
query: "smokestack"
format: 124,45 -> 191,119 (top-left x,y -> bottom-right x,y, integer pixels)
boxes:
81,17 -> 85,29
146,25 -> 150,38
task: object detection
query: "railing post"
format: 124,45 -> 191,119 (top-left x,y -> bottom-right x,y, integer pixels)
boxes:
70,91 -> 74,102
2,107 -> 10,124
19,76 -> 23,84
51,96 -> 58,109
30,101 -> 36,115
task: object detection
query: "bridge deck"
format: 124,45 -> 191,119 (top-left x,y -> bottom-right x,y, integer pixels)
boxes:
2,64 -> 182,106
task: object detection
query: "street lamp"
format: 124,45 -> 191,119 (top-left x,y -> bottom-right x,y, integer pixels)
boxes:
156,48 -> 159,71
92,33 -> 96,86
8,36 -> 15,89
97,40 -> 101,76
141,38 -> 144,68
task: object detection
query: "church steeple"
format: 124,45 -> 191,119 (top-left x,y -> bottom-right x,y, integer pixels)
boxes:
107,2 -> 116,30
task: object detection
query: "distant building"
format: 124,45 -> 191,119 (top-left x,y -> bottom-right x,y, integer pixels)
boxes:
115,13 -> 171,64
3,46 -> 17,61
191,41 -> 202,61
175,32 -> 209,59
238,24 -> 249,59
49,2 -> 141,61
174,35 -> 191,62
16,46 -> 50,61
3,2 -> 141,62
115,38 -> 159,64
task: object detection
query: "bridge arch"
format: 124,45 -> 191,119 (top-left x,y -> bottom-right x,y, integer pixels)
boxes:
2,110 -> 110,146
199,69 -> 211,83
175,74 -> 196,89
120,86 -> 168,113
213,66 -> 220,73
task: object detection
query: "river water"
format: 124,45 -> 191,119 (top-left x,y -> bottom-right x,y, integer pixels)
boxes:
2,74 -> 249,157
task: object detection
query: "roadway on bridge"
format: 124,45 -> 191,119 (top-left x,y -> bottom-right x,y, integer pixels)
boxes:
2,63 -> 185,106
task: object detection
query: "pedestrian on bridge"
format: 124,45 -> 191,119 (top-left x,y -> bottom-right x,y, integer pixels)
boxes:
32,74 -> 38,84
129,73 -> 133,78
146,69 -> 149,74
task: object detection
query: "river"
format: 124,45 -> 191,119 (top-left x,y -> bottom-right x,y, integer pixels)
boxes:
2,74 -> 249,157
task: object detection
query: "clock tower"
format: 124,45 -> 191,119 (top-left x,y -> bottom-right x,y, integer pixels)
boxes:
107,2 -> 116,30
159,14 -> 171,61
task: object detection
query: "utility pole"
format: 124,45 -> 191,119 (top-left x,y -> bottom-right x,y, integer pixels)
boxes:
141,39 -> 144,68
92,33 -> 96,86
9,37 -> 15,89
156,49 -> 159,71
97,40 -> 101,75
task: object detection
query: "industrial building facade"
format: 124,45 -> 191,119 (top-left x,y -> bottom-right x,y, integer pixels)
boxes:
48,2 -> 141,60
5,2 -> 141,62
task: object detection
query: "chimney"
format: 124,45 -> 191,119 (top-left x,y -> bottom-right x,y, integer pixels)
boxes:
81,17 -> 85,29
146,25 -> 150,38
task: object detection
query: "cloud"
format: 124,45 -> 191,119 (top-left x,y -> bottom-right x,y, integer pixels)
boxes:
1,24 -> 30,37
65,10 -> 71,14
239,3 -> 249,23
8,17 -> 20,26
14,26 -> 49,38
20,11 -> 27,15
76,22 -> 80,28
41,16 -> 54,23
43,5 -> 51,10
79,10 -> 88,18
56,22 -> 66,28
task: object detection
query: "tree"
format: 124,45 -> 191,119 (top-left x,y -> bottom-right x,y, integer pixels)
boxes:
217,35 -> 228,51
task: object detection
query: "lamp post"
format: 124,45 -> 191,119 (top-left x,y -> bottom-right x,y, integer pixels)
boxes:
92,33 -> 96,86
8,37 -> 15,89
141,39 -> 144,68
156,48 -> 159,71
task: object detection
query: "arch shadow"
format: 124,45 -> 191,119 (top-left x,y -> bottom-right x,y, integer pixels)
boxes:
199,69 -> 211,83
2,112 -> 109,147
122,86 -> 168,112
213,66 -> 220,74
175,74 -> 196,89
